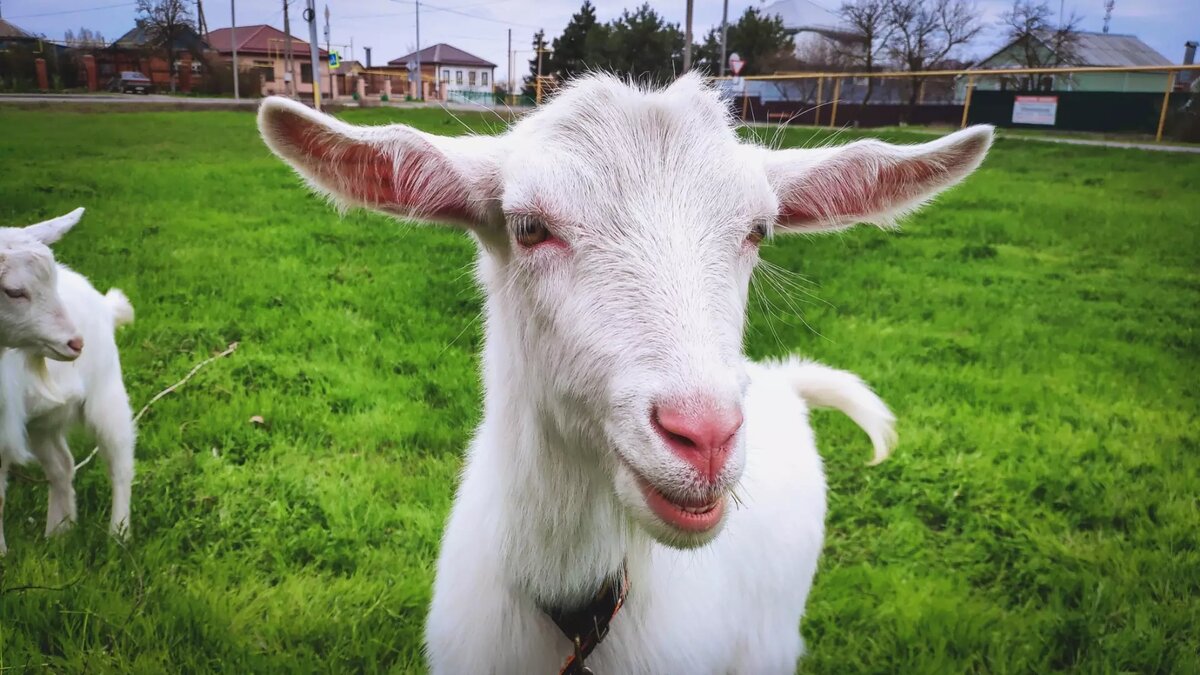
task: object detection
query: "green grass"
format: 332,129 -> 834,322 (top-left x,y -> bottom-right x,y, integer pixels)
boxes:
0,106 -> 1197,674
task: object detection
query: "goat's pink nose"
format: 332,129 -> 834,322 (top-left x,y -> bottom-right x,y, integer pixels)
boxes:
67,337 -> 84,353
652,401 -> 744,481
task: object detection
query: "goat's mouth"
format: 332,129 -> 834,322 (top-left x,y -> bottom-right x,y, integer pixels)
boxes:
634,474 -> 726,533
43,341 -> 82,362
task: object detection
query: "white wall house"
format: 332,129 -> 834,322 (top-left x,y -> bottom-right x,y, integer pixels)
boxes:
388,43 -> 497,103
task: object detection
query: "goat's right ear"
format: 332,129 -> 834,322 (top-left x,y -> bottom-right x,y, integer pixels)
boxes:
25,207 -> 84,245
257,97 -> 501,227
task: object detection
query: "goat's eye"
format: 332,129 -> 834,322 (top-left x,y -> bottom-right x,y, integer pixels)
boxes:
512,216 -> 551,248
3,288 -> 26,299
747,223 -> 768,246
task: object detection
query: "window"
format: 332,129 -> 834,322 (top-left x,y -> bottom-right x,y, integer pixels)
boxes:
482,71 -> 489,86
455,70 -> 463,85
255,60 -> 275,82
468,71 -> 476,86
301,63 -> 313,84
443,69 -> 450,82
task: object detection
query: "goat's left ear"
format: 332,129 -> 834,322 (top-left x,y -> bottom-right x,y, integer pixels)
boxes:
25,207 -> 84,245
764,125 -> 993,232
258,97 -> 501,228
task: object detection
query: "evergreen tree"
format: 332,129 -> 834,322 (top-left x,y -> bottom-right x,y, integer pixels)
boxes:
596,4 -> 683,85
695,8 -> 794,76
550,1 -> 601,82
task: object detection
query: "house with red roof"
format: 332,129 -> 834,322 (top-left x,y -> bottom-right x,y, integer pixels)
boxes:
208,24 -> 329,98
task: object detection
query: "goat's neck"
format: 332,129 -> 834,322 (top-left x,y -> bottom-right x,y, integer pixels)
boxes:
478,301 -> 645,610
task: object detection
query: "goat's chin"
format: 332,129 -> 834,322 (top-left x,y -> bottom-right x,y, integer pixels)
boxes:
613,463 -> 729,550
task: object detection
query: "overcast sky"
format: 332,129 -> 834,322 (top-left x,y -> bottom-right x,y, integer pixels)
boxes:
5,0 -> 1196,82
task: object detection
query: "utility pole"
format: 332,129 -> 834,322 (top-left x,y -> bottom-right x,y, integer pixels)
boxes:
507,28 -> 512,105
231,0 -> 239,100
324,4 -> 332,99
305,0 -> 322,109
414,0 -> 423,100
535,43 -> 544,105
283,0 -> 294,97
719,0 -> 729,76
683,0 -> 694,73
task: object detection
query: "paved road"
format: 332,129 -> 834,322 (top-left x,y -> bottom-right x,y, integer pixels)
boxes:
0,93 -> 522,114
0,93 -> 258,106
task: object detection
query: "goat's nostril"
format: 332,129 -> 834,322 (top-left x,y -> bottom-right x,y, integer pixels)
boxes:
67,337 -> 84,353
652,402 -> 744,463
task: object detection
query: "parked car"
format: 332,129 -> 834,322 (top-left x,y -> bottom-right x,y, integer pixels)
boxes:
108,71 -> 153,95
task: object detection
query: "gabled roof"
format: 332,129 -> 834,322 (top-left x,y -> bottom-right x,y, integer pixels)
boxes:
1069,32 -> 1171,67
208,24 -> 327,57
977,31 -> 1171,69
760,0 -> 853,40
388,43 -> 495,68
0,18 -> 36,39
112,22 -> 209,51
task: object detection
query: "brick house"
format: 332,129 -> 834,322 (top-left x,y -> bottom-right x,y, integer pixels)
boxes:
207,24 -> 328,98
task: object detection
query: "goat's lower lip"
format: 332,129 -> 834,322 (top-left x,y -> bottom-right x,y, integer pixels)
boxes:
636,477 -> 725,533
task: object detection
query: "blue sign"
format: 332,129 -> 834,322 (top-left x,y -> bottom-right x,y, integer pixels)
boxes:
329,52 -> 340,69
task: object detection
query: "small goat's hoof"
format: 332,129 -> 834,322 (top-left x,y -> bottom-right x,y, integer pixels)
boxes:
44,519 -> 76,538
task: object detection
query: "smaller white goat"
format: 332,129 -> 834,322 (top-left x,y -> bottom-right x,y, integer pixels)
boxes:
0,208 -> 136,555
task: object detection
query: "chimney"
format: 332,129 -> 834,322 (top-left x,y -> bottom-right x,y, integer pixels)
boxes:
1183,41 -> 1198,86
365,46 -> 372,68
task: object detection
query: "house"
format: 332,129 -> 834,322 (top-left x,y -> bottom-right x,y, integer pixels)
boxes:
0,17 -> 74,90
961,31 -> 1174,97
103,21 -> 212,92
388,43 -> 496,102
207,24 -> 329,98
332,59 -> 407,98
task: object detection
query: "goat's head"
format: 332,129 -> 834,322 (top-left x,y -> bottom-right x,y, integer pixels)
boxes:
260,75 -> 991,548
0,208 -> 84,362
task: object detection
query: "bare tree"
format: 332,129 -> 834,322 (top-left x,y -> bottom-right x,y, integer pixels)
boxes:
838,0 -> 893,103
886,0 -> 982,107
64,28 -> 108,48
135,0 -> 196,93
1000,0 -> 1082,90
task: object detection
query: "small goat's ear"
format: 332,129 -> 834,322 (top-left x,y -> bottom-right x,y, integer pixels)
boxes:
764,126 -> 993,232
25,207 -> 84,245
257,97 -> 500,227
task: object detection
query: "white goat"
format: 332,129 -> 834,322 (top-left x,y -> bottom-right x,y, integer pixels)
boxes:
259,74 -> 991,673
0,208 -> 136,555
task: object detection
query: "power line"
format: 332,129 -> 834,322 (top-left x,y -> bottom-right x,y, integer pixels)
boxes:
8,1 -> 136,20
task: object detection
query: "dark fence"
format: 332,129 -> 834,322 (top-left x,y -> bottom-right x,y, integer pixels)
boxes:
736,89 -> 1193,137
965,90 -> 1190,134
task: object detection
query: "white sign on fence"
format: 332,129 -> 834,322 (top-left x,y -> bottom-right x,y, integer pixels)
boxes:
728,52 -> 745,76
1012,95 -> 1058,125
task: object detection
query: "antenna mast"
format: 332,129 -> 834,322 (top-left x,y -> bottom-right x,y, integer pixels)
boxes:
1102,0 -> 1115,34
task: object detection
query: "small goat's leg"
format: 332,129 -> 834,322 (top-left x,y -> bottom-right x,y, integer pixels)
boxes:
32,432 -> 77,536
0,460 -> 9,555
86,382 -> 135,538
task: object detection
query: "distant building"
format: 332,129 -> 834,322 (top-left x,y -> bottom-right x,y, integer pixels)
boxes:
0,17 -> 39,49
104,21 -> 211,91
389,43 -> 496,102
208,24 -> 329,98
963,31 -> 1174,96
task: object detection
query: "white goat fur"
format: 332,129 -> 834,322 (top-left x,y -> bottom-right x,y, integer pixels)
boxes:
259,74 -> 991,672
0,208 -> 136,555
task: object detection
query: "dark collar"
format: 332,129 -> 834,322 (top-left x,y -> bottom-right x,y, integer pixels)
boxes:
539,562 -> 630,675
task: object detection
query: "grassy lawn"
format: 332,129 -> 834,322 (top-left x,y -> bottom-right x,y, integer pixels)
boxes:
0,105 -> 1197,673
